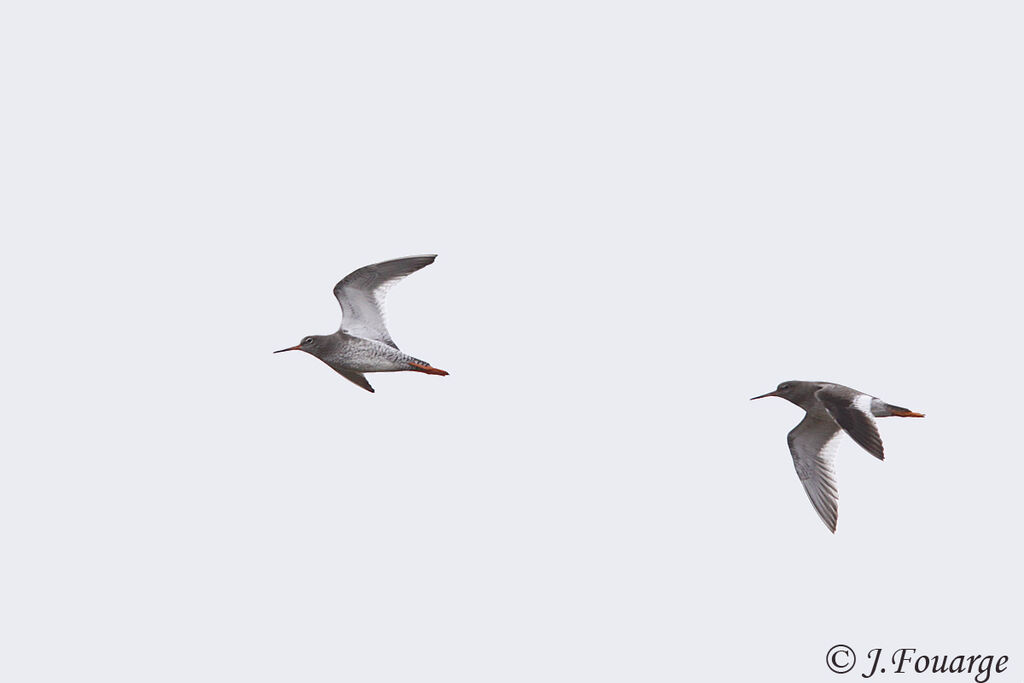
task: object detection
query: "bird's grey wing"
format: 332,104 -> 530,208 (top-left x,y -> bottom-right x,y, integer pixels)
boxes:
338,370 -> 375,393
332,255 -> 437,349
816,387 -> 885,460
787,415 -> 843,533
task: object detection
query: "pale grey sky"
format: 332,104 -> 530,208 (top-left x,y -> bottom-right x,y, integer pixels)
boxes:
2,1 -> 1021,681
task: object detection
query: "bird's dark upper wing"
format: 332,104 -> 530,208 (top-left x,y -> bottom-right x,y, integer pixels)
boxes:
332,255 -> 437,349
816,386 -> 885,460
338,370 -> 375,393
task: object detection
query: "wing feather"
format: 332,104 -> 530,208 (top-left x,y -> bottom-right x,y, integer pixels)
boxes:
816,388 -> 885,460
787,414 -> 843,533
332,255 -> 436,348
337,370 -> 375,393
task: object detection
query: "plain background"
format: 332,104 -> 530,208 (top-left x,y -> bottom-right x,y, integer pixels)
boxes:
2,1 -> 1021,681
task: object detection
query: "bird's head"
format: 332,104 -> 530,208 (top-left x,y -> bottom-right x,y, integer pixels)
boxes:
750,380 -> 817,406
274,335 -> 326,357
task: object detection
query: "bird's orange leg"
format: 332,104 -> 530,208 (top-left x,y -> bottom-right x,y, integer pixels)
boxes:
408,362 -> 449,376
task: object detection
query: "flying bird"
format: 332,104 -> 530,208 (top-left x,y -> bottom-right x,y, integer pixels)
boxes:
275,255 -> 448,393
751,381 -> 924,532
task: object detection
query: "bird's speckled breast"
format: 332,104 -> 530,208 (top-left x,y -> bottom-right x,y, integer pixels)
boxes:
329,336 -> 416,373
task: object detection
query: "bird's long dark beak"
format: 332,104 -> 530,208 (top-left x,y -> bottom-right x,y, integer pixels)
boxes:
750,391 -> 778,400
273,345 -> 301,354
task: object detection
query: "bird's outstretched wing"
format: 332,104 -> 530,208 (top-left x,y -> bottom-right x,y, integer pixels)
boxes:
333,255 -> 437,348
816,387 -> 885,460
338,370 -> 375,393
787,414 -> 843,533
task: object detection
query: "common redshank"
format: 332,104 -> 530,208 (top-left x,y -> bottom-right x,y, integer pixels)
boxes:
751,381 -> 924,532
275,255 -> 448,393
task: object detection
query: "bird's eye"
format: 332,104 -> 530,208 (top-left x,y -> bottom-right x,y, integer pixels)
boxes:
302,337 -> 313,345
